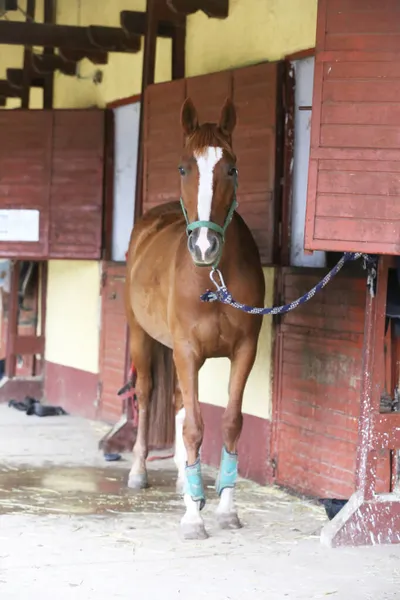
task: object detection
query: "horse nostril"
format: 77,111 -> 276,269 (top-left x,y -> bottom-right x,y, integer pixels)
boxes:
209,235 -> 220,255
187,234 -> 195,253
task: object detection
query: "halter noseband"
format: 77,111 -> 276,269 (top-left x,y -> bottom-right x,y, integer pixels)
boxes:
180,169 -> 238,267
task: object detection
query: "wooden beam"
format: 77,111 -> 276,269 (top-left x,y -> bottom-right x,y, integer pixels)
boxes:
0,21 -> 141,53
166,0 -> 229,18
134,0 -> 159,222
31,53 -> 77,77
20,0 -> 36,109
121,10 -> 176,38
0,81 -> 22,98
58,48 -> 108,65
7,68 -> 44,89
43,0 -> 55,110
172,20 -> 186,80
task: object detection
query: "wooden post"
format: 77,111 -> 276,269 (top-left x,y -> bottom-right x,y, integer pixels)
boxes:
134,0 -> 159,222
5,261 -> 20,378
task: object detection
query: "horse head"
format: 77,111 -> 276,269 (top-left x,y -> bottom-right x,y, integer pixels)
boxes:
179,97 -> 238,268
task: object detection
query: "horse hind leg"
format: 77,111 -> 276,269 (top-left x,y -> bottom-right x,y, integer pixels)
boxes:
127,312 -> 153,490
216,341 -> 258,529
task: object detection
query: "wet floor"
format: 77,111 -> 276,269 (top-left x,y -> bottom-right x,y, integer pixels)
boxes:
0,464 -> 215,516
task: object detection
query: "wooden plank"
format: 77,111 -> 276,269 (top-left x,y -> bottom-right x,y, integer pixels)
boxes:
318,170 -> 400,196
314,217 -> 400,247
323,80 -> 400,103
316,194 -> 400,220
327,10 -> 400,34
327,0 -> 399,11
325,33 -> 400,53
322,103 -> 400,126
324,61 -> 400,80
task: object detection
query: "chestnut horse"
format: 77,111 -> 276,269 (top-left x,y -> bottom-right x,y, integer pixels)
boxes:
124,97 -> 265,540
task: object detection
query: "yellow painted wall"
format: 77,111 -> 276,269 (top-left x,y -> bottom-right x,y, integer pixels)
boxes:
186,0 -> 317,77
45,261 -> 101,373
199,268 -> 275,419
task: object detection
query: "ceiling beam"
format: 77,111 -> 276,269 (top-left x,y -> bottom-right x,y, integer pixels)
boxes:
0,81 -> 22,98
6,68 -> 44,89
120,9 -> 184,38
58,48 -> 108,65
166,0 -> 228,18
31,53 -> 77,76
0,21 -> 141,52
20,0 -> 36,108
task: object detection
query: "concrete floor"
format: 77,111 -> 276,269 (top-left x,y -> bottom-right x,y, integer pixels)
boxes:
1,406 -> 400,600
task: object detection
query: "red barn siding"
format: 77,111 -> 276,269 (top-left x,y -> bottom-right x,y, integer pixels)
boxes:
143,62 -> 282,265
273,268 -> 390,498
305,0 -> 400,254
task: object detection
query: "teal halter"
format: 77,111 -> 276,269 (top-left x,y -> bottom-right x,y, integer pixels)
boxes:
180,170 -> 238,268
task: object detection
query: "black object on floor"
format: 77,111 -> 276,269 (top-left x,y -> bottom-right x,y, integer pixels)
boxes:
319,498 -> 348,520
104,453 -> 122,462
8,396 -> 68,417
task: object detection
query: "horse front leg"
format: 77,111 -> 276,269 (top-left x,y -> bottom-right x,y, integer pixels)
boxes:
173,379 -> 187,495
216,340 -> 258,529
173,346 -> 207,540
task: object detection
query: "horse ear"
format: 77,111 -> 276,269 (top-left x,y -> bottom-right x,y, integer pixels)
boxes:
219,98 -> 236,136
181,98 -> 199,136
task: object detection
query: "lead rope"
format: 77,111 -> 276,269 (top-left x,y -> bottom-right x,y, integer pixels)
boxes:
200,252 -> 378,315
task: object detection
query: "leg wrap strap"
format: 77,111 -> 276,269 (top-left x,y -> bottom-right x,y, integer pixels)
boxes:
216,447 -> 238,496
185,459 -> 206,510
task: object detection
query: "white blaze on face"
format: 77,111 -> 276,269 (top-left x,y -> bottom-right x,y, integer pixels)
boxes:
194,147 -> 223,259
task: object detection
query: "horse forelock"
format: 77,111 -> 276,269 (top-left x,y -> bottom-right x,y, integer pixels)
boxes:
185,123 -> 235,161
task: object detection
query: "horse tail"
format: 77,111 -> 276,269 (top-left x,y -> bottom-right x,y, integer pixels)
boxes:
148,341 -> 176,451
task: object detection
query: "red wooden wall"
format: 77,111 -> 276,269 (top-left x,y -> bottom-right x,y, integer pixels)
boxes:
0,109 -> 106,260
98,263 -> 128,422
273,268 -> 390,498
143,62 -> 282,265
305,0 -> 400,254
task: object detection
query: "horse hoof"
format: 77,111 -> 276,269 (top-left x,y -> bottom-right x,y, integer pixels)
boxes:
128,473 -> 148,490
180,522 -> 209,541
217,512 -> 242,530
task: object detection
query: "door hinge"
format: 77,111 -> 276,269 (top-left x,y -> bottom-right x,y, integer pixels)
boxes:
270,457 -> 277,477
101,271 -> 107,290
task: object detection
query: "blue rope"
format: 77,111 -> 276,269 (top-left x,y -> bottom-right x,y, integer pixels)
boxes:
200,252 -> 374,315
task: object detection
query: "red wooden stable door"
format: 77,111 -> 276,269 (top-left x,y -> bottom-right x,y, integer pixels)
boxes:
272,267 -> 391,499
305,0 -> 400,255
98,263 -> 129,423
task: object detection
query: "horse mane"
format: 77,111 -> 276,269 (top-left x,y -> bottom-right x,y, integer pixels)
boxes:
185,123 -> 236,160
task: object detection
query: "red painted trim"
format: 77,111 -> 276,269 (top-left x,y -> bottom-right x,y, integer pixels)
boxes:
44,361 -> 98,420
201,403 -> 273,485
107,93 -> 141,109
285,47 -> 315,61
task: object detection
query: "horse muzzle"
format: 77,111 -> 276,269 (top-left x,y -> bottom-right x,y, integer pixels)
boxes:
187,229 -> 222,267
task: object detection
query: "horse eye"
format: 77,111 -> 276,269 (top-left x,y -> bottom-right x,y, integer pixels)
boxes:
178,166 -> 186,176
228,167 -> 237,177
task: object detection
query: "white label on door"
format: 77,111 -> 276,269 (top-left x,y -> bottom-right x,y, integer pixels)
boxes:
0,209 -> 40,242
